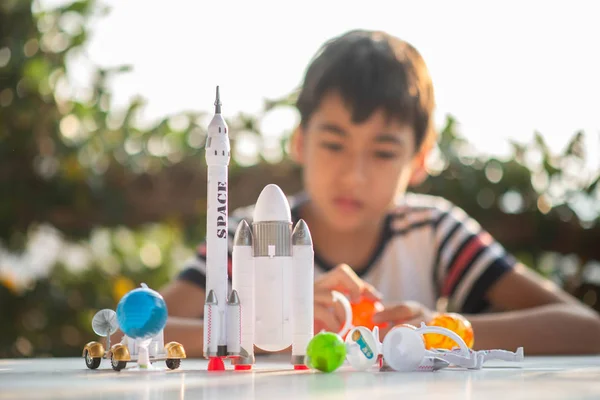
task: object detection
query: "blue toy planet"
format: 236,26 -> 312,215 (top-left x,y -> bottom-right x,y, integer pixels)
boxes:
116,283 -> 168,339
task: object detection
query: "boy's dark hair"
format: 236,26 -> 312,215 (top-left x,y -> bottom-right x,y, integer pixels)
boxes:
296,30 -> 436,151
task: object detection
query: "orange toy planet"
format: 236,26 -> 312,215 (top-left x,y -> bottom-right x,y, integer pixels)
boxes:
423,313 -> 474,350
350,296 -> 387,331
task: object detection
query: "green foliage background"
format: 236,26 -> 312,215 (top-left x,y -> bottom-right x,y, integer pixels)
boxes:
1,0 -> 599,357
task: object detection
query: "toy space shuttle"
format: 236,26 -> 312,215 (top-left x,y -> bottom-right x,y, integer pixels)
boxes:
203,86 -> 314,371
232,184 -> 314,370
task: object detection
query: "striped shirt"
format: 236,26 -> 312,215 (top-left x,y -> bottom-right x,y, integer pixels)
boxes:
178,192 -> 516,314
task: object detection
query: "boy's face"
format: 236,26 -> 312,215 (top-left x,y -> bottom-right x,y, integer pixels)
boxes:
292,91 -> 424,234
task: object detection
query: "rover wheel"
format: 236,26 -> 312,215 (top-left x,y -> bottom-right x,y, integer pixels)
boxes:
166,359 -> 181,370
84,350 -> 101,370
111,354 -> 127,371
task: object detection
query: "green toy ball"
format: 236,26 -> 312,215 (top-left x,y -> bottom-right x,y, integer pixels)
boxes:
306,332 -> 347,373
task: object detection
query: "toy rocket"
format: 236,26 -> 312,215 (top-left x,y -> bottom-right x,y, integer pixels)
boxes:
203,87 -> 314,370
232,184 -> 314,370
203,86 -> 241,364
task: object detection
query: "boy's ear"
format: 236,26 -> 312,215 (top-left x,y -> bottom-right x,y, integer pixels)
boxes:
289,125 -> 304,164
408,141 -> 433,187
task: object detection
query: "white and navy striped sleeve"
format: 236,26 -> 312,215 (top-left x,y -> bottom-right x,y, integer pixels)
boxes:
432,202 -> 516,313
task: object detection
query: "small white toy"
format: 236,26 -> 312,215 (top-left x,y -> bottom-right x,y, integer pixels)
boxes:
380,322 -> 524,371
382,323 -> 473,371
428,346 -> 524,369
345,326 -> 381,371
344,325 -> 450,372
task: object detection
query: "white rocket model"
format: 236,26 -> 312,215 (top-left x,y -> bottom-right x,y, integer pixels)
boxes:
232,184 -> 314,369
203,86 -> 241,362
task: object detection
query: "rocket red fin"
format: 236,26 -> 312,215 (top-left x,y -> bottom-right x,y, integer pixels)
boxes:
208,357 -> 226,371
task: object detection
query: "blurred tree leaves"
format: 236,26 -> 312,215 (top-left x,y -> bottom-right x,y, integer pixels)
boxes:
1,0 -> 599,357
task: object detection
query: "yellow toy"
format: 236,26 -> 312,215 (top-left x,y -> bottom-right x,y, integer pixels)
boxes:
423,313 -> 474,350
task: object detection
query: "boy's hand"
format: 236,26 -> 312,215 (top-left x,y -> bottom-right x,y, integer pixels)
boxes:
314,300 -> 346,333
313,263 -> 382,333
314,263 -> 382,303
373,301 -> 437,337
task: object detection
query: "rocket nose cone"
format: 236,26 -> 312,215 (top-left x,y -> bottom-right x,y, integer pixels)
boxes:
207,113 -> 227,132
227,290 -> 240,305
253,184 -> 291,222
233,220 -> 252,246
206,290 -> 218,305
292,219 -> 312,245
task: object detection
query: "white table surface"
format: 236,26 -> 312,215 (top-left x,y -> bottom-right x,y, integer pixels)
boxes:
1,354 -> 600,400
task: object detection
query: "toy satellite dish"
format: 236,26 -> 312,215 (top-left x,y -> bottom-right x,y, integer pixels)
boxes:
92,309 -> 118,337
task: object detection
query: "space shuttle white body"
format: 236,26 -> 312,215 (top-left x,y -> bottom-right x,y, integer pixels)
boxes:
232,185 -> 314,369
203,86 -> 314,370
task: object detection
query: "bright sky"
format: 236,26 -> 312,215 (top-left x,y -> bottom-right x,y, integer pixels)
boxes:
45,0 -> 600,168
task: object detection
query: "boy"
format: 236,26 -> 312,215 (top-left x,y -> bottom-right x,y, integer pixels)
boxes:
160,30 -> 600,357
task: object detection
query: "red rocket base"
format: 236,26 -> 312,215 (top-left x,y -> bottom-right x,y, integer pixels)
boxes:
207,357 -> 226,371
234,364 -> 252,371
293,365 -> 309,370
